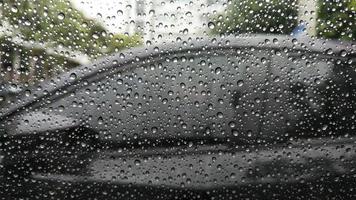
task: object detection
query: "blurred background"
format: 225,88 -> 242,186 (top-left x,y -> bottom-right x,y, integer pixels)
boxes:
0,0 -> 355,89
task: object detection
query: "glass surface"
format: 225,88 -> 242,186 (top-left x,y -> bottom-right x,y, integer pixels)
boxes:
0,0 -> 355,199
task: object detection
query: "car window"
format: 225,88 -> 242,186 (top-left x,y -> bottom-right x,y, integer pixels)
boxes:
38,49 -> 270,145
265,52 -> 335,140
268,52 -> 356,139
287,56 -> 356,139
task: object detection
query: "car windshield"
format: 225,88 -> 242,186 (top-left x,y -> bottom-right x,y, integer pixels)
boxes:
0,0 -> 355,199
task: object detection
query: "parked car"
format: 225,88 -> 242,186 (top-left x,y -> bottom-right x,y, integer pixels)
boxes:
0,35 -> 355,199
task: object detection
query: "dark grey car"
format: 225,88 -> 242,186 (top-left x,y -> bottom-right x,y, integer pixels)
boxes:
1,35 -> 356,199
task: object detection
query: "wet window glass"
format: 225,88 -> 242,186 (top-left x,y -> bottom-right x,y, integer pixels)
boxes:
0,0 -> 355,199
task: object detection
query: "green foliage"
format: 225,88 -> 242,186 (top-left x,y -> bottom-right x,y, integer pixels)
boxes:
0,0 -> 141,84
106,34 -> 142,54
211,0 -> 298,35
317,0 -> 356,41
1,0 -> 141,58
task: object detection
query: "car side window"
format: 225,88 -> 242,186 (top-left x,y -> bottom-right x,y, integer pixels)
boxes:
28,48 -> 356,146
269,51 -> 356,140
45,48 -> 270,145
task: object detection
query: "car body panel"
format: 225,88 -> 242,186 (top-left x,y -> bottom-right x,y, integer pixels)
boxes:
6,112 -> 80,136
31,136 -> 356,190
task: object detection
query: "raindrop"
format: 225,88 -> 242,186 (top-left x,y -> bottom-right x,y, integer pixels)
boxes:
58,105 -> 64,112
92,33 -> 99,39
24,90 -> 31,97
254,98 -> 261,103
33,56 -> 39,61
229,121 -> 236,128
340,50 -> 347,57
314,78 -> 321,84
98,116 -> 103,125
232,130 -> 239,136
117,10 -> 123,15
208,22 -> 215,29
57,12 -> 65,20
247,130 -> 252,137
273,76 -> 280,82
162,98 -> 168,104
70,73 -> 77,80
326,48 -> 333,55
11,6 -> 18,13
134,159 -> 141,166
237,80 -> 244,87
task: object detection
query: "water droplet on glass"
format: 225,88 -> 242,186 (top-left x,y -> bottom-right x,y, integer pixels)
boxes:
208,22 -> 215,29
326,48 -> 333,55
11,6 -> 18,13
232,130 -> 239,136
70,73 -> 77,80
314,78 -> 321,84
340,50 -> 347,57
229,121 -> 236,128
58,105 -> 64,112
98,117 -> 103,125
58,12 -> 65,20
134,159 -> 141,166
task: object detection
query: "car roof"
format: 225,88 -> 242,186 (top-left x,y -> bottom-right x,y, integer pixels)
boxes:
0,34 -> 355,120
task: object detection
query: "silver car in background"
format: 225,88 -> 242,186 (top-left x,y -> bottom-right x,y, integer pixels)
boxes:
0,35 -> 356,199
